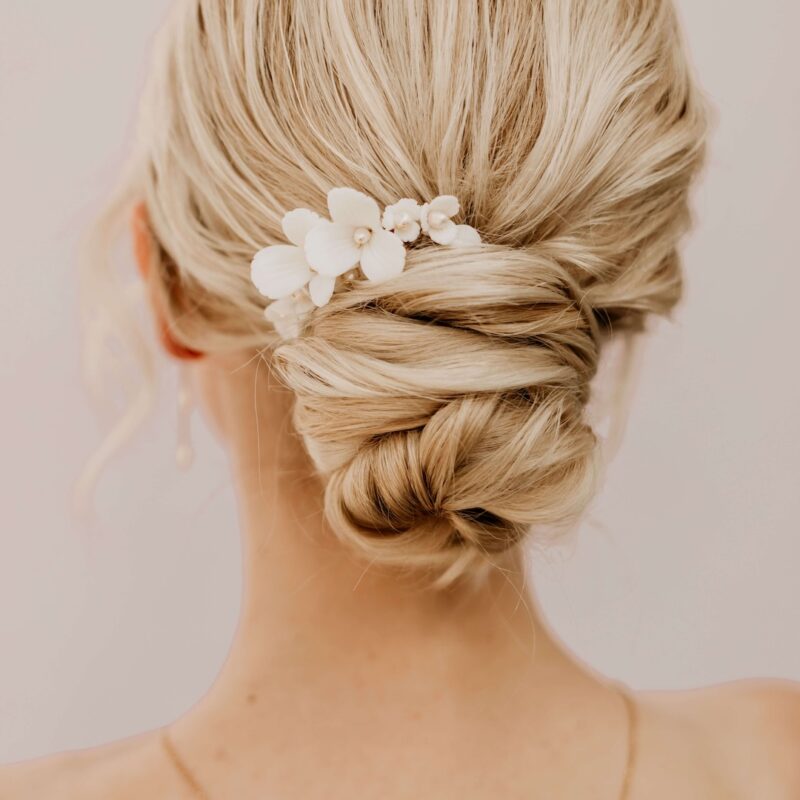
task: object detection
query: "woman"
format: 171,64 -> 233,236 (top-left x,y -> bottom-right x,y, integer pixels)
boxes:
3,0 -> 798,797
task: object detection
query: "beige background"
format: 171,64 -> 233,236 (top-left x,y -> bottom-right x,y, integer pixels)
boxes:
1,0 -> 798,763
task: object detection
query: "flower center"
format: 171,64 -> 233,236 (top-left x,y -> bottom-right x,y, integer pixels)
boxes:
353,226 -> 372,246
428,211 -> 448,229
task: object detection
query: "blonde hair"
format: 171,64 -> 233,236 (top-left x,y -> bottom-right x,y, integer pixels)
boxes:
87,0 -> 709,584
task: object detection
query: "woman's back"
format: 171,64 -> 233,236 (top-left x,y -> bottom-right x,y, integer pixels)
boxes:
2,678 -> 799,798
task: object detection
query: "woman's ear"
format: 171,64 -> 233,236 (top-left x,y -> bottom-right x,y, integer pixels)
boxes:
130,203 -> 204,361
131,202 -> 152,280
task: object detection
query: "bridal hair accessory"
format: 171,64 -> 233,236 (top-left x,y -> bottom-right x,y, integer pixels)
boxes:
250,188 -> 481,339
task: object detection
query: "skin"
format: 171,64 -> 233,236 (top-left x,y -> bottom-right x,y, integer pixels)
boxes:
0,217 -> 798,799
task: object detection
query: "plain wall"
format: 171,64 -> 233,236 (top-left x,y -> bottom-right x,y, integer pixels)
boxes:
1,0 -> 798,762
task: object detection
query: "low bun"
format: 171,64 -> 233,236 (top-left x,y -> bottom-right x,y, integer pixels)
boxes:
274,245 -> 601,581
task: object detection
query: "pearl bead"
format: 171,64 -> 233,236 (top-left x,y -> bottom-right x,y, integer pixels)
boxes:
177,388 -> 192,412
428,211 -> 447,228
353,226 -> 372,245
175,444 -> 194,471
353,228 -> 372,246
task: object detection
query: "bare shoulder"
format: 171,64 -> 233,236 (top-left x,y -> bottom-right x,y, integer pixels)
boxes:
0,729 -> 193,800
634,679 -> 800,799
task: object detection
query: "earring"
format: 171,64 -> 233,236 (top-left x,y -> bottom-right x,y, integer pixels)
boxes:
176,367 -> 195,471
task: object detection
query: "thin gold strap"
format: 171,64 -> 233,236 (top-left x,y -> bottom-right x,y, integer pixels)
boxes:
161,728 -> 212,800
617,685 -> 639,800
159,692 -> 638,800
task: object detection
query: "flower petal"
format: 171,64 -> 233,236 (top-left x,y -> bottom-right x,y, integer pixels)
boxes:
281,209 -> 321,247
293,293 -> 316,316
359,228 -> 406,282
264,294 -> 313,339
304,221 -> 361,276
383,198 -> 423,240
419,203 -> 431,232
388,198 -> 421,222
427,219 -> 458,245
274,316 -> 302,339
263,295 -> 297,323
251,245 -> 311,299
396,221 -> 421,243
428,194 -> 460,218
449,224 -> 481,247
381,207 -> 397,230
327,187 -> 381,229
308,274 -> 336,307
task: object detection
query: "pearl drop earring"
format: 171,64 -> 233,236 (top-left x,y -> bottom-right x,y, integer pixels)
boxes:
175,368 -> 195,471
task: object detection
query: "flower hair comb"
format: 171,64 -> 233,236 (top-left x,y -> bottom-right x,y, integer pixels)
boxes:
250,187 -> 480,339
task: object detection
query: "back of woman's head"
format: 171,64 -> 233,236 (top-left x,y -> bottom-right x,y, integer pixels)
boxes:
109,0 -> 708,583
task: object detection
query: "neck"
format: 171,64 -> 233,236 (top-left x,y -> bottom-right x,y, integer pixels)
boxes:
189,353 -> 566,710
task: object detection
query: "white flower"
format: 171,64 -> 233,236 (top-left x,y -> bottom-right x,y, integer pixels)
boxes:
304,188 -> 406,283
263,292 -> 315,340
449,224 -> 482,247
420,195 -> 481,247
251,187 -> 483,340
250,208 -> 320,300
250,208 -> 339,308
381,198 -> 422,242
